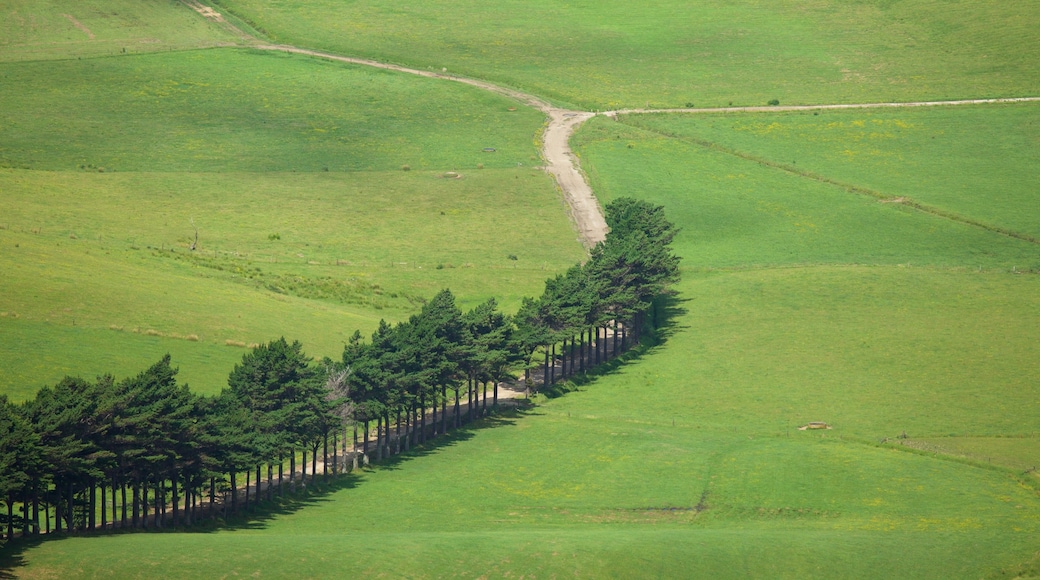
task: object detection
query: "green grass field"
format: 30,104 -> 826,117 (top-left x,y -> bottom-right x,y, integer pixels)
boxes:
619,103 -> 1040,240
4,0 -> 1040,577
216,0 -> 1040,109
0,47 -> 585,400
0,0 -> 245,62
9,271 -> 1040,575
573,113 -> 1040,270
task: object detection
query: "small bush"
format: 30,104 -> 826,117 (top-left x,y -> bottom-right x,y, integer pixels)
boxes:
268,233 -> 280,241
401,164 -> 411,171
768,99 -> 780,106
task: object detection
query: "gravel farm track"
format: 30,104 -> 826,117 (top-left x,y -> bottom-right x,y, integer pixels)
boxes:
186,0 -> 1040,249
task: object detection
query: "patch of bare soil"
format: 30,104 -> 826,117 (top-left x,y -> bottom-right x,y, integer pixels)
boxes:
62,14 -> 94,39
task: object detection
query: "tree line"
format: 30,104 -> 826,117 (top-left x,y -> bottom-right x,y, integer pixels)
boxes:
0,197 -> 680,543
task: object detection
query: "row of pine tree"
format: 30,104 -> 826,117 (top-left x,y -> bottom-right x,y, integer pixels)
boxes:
0,197 -> 680,543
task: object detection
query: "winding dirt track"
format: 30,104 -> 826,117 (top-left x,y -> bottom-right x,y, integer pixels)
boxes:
186,2 -> 1039,249
254,44 -> 610,247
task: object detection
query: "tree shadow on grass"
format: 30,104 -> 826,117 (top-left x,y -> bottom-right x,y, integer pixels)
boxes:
539,292 -> 690,399
0,405 -> 534,577
0,298 -> 683,576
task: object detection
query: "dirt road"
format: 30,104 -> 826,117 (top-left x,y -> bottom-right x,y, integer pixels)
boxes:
253,44 -> 610,248
185,1 -> 1039,250
607,96 -> 1040,116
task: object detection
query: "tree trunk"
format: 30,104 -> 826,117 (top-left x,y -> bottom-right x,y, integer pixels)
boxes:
493,381 -> 499,407
376,416 -> 383,462
482,381 -> 488,415
333,432 -> 339,474
428,397 -> 436,438
267,463 -> 273,502
184,481 -> 192,526
404,409 -> 411,452
322,434 -> 330,484
244,469 -> 250,512
209,477 -> 216,517
67,482 -> 74,532
551,343 -> 557,384
278,458 -> 284,497
22,496 -> 29,538
290,449 -> 298,492
255,465 -> 262,505
301,450 -> 307,489
142,480 -> 150,529
607,320 -> 615,357
171,475 -> 179,527
561,337 -> 568,377
181,473 -> 190,525
158,478 -> 165,528
230,471 -> 237,513
395,412 -> 402,454
543,347 -> 550,390
6,498 -> 14,540
111,480 -> 118,529
467,378 -> 473,423
441,385 -> 448,434
132,482 -> 140,528
363,420 -> 370,459
420,394 -> 427,445
33,482 -> 41,536
453,388 -> 461,429
310,446 -> 317,487
383,414 -> 390,459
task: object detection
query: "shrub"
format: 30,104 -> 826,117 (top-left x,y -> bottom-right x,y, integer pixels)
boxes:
768,99 -> 780,106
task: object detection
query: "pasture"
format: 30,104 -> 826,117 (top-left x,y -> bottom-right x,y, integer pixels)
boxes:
0,47 -> 585,399
4,0 -> 1040,577
216,0 -> 1040,109
9,265 -> 1040,576
0,0 -> 245,62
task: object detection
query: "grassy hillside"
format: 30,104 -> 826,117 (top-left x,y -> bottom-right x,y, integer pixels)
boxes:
10,101 -> 1040,579
621,103 -> 1040,240
573,114 -> 1040,270
9,267 -> 1040,576
0,48 -> 585,400
216,0 -> 1040,109
0,0 -> 244,62
5,1 -> 1040,578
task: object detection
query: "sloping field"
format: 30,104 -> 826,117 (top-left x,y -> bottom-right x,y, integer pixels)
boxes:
10,99 -> 1040,580
621,103 -> 1040,241
0,47 -> 585,399
9,267 -> 1040,577
0,0 -> 245,62
215,0 -> 1040,109
4,0 -> 1040,577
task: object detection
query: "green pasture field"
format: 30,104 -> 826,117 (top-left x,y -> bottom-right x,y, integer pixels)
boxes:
6,1 -> 1040,577
9,269 -> 1040,577
620,103 -> 1040,240
215,0 -> 1040,109
0,48 -> 546,172
0,0 -> 244,62
0,48 -> 585,400
573,115 -> 1040,271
